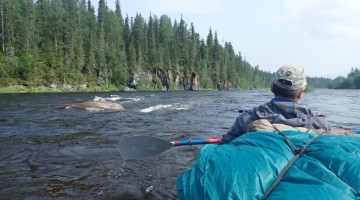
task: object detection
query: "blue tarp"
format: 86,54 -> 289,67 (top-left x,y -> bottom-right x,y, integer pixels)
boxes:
176,131 -> 360,200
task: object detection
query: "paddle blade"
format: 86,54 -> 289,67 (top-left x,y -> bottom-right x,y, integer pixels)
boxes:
119,136 -> 173,159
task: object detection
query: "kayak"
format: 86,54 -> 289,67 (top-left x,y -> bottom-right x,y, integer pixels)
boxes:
176,130 -> 360,200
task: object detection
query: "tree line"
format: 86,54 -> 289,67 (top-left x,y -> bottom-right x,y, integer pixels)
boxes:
0,0 -> 329,90
307,77 -> 332,88
328,67 -> 360,89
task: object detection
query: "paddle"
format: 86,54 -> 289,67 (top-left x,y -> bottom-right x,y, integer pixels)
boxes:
119,130 -> 360,159
118,136 -> 221,159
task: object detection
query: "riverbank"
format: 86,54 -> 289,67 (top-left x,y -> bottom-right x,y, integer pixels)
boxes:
0,85 -> 301,94
0,85 -> 207,93
0,85 -> 121,93
0,84 -> 234,93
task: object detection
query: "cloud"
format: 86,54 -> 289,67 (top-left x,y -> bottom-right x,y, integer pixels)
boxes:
145,0 -> 223,15
270,0 -> 360,42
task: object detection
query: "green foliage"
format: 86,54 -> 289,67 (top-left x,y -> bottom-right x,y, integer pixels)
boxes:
112,68 -> 127,87
304,85 -> 315,92
353,75 -> 360,89
0,0 -> 334,93
0,61 -> 7,80
152,76 -> 162,88
168,78 -> 175,90
307,77 -> 332,88
136,75 -> 150,91
327,68 -> 360,89
18,54 -> 36,81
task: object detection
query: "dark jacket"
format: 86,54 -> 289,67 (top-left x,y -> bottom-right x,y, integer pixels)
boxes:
220,99 -> 331,144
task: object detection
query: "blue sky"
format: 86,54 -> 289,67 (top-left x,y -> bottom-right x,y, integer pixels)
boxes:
90,0 -> 360,78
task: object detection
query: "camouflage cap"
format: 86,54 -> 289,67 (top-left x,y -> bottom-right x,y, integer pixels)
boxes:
273,65 -> 307,91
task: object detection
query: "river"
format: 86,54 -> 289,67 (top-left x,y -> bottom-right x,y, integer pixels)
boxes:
0,89 -> 358,199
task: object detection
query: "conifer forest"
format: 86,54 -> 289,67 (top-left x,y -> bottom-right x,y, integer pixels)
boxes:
0,0 -> 333,91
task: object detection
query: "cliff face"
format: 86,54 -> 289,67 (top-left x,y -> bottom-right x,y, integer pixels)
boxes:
125,70 -> 201,91
217,81 -> 233,90
183,73 -> 200,91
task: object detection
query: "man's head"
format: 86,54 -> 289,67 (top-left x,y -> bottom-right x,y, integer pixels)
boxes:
271,65 -> 307,101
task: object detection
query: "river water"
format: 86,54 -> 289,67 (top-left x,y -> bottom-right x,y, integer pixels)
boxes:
0,89 -> 358,199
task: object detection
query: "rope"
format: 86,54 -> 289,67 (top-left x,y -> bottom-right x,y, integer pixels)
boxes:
262,128 -> 322,200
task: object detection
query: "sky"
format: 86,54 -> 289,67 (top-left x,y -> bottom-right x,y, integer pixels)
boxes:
90,0 -> 360,79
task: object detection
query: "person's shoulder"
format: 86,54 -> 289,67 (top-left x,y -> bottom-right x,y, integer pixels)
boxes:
237,103 -> 270,115
305,107 -> 327,117
262,101 -> 273,106
238,104 -> 264,113
237,101 -> 277,115
255,101 -> 274,110
237,107 -> 258,118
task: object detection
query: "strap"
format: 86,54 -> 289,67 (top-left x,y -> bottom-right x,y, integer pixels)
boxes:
262,129 -> 322,200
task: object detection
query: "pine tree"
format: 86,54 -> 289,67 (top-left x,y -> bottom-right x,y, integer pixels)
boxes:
189,23 -> 198,74
95,0 -> 107,82
147,14 -> 156,69
178,16 -> 188,71
124,15 -> 136,73
63,0 -> 79,81
82,0 -> 97,79
112,0 -> 127,86
158,15 -> 173,70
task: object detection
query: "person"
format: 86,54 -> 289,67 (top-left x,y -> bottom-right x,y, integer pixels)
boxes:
219,65 -> 332,144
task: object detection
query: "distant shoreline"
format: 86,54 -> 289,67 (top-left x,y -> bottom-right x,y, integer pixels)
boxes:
0,85 -> 268,94
0,85 -> 118,94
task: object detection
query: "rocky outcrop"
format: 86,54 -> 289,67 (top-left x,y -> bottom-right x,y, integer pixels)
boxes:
174,75 -> 181,90
128,70 -> 153,91
156,69 -> 170,91
183,73 -> 200,90
191,73 -> 200,90
217,81 -> 232,90
128,70 -> 200,91
183,73 -> 200,91
130,71 -> 146,86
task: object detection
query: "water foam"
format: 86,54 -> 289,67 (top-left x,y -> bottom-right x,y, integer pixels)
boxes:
140,103 -> 191,113
94,95 -> 142,103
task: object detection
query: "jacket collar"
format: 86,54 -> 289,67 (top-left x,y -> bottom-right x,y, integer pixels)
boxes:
270,98 -> 297,104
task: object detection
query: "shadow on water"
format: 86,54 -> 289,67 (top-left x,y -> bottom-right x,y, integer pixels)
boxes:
0,89 -> 359,199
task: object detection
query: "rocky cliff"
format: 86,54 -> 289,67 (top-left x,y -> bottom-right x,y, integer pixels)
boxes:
125,69 -> 201,91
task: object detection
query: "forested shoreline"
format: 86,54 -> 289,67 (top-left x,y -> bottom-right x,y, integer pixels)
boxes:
327,68 -> 360,89
0,0 -> 332,92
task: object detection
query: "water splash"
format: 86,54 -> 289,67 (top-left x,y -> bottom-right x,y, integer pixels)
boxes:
140,101 -> 207,113
94,95 -> 143,103
140,103 -> 190,113
140,104 -> 173,113
145,186 -> 153,193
